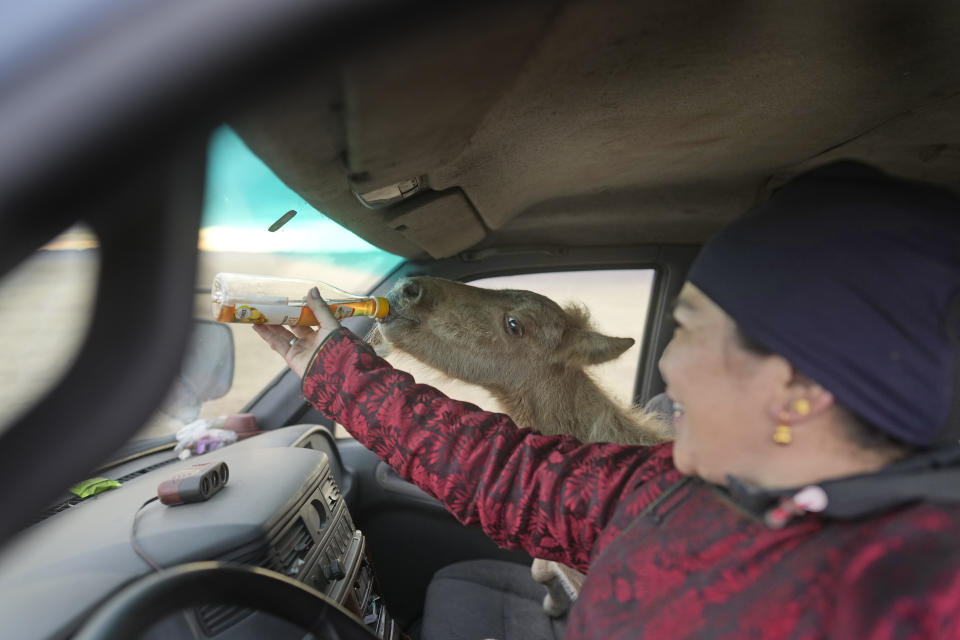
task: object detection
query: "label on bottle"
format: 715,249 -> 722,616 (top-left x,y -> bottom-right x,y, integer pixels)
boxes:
330,299 -> 379,320
332,305 -> 360,320
232,304 -> 303,325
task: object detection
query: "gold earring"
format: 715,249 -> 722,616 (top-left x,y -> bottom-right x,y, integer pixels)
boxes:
794,399 -> 811,416
773,424 -> 792,445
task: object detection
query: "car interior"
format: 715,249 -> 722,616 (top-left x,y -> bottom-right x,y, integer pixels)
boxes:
2,1 -> 960,638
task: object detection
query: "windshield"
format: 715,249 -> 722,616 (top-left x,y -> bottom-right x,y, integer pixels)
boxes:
0,126 -> 401,442
103,126 -> 403,444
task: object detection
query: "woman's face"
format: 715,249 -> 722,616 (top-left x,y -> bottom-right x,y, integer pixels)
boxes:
658,283 -> 790,485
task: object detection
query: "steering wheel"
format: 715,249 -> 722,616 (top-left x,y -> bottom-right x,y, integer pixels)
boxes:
74,561 -> 378,639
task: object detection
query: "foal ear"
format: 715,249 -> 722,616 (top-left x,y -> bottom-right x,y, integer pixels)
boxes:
556,328 -> 635,365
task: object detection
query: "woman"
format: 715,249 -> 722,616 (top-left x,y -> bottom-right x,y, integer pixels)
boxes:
255,162 -> 960,639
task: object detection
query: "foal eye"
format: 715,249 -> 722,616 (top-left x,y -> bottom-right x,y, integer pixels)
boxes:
503,314 -> 524,337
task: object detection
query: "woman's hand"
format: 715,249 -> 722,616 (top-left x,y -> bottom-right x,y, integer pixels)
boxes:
252,287 -> 342,378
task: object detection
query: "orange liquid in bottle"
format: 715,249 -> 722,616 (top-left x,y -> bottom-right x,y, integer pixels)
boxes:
214,298 -> 389,325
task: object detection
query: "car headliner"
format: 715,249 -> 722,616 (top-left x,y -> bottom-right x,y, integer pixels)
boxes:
231,0 -> 960,260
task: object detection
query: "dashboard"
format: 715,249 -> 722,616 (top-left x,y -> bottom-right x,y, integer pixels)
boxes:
0,425 -> 396,639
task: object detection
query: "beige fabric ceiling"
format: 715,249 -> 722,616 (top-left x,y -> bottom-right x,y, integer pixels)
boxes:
235,0 -> 960,259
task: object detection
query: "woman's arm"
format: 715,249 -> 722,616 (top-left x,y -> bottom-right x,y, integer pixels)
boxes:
301,326 -> 673,571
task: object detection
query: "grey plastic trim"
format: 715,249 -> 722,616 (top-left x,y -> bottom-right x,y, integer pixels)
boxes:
374,462 -> 444,510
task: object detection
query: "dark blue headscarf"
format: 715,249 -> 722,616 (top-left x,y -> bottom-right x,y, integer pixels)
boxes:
689,161 -> 960,447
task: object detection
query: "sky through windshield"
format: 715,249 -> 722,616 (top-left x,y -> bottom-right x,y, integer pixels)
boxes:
201,127 -> 386,254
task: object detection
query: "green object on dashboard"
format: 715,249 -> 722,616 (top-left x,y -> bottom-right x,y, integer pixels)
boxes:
69,477 -> 122,499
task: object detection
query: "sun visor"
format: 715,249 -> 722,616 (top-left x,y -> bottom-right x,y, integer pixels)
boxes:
383,188 -> 486,259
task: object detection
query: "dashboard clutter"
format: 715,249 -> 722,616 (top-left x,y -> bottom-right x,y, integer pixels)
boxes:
157,461 -> 229,505
174,416 -> 238,459
223,412 -> 260,440
68,477 -> 121,499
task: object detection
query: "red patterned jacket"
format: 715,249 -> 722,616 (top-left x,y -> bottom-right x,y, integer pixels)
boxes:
302,328 -> 960,639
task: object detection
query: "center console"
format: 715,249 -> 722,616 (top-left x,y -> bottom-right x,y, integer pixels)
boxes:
194,427 -> 402,639
262,462 -> 399,639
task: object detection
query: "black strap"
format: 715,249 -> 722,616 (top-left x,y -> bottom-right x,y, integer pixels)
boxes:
818,469 -> 960,518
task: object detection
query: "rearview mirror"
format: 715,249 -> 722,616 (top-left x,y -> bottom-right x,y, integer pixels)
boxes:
160,320 -> 235,423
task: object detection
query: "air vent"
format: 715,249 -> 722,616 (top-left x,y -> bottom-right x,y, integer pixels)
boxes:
229,545 -> 271,568
114,457 -> 179,483
28,457 -> 180,528
196,603 -> 252,637
271,517 -> 314,577
194,545 -> 271,635
195,522 -> 313,636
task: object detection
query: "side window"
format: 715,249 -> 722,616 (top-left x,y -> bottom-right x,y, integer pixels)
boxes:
383,269 -> 654,418
0,225 -> 99,434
